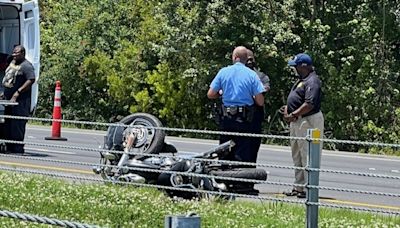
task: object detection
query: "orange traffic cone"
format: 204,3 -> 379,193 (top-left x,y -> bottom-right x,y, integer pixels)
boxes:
45,81 -> 67,141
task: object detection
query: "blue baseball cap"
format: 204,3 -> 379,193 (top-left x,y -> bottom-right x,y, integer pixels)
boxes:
288,53 -> 313,66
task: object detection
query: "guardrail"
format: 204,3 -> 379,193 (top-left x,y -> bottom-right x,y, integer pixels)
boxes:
0,115 -> 399,228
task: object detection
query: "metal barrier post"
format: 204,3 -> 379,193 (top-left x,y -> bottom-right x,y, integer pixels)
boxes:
306,128 -> 321,228
165,213 -> 200,228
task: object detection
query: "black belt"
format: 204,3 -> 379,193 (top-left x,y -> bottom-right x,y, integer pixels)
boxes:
222,106 -> 255,122
223,106 -> 246,115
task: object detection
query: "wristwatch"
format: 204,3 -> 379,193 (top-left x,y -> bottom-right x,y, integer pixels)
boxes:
17,89 -> 22,94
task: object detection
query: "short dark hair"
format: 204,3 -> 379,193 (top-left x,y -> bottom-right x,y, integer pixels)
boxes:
14,45 -> 26,55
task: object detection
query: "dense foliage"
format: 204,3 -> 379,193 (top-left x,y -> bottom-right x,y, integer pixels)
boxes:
1,172 -> 399,227
37,0 -> 400,151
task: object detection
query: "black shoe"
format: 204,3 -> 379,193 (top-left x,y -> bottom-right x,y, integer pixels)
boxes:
0,143 -> 7,153
297,191 -> 306,198
283,189 -> 300,196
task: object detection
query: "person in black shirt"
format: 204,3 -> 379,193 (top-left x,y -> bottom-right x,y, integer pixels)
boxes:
2,45 -> 35,154
245,49 -> 270,161
280,53 -> 324,198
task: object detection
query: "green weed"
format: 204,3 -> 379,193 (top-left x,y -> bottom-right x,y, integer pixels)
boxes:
0,172 -> 398,227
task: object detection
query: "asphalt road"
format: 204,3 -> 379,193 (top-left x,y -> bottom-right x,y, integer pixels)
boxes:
0,125 -> 399,212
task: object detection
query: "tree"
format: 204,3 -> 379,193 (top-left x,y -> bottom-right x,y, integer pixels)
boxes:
37,0 -> 400,152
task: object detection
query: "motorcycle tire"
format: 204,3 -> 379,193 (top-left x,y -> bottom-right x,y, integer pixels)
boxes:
119,113 -> 166,154
210,168 -> 267,181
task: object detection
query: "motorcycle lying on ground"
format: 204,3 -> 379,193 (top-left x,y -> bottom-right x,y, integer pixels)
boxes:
93,113 -> 267,199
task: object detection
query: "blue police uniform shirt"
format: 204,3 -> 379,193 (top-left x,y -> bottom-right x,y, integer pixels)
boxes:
210,62 -> 265,106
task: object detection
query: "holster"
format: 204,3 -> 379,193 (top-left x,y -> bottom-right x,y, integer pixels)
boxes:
211,102 -> 223,125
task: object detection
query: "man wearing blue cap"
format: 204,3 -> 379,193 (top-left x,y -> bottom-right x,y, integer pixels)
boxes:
280,53 -> 324,198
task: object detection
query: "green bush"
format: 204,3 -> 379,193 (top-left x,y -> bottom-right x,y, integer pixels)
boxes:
37,0 -> 400,151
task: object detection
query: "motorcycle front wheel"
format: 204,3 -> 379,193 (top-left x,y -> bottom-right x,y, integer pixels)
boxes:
119,113 -> 166,154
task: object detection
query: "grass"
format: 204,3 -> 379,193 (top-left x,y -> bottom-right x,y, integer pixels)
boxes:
0,172 -> 399,227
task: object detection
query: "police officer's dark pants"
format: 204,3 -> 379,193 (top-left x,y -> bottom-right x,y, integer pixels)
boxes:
219,116 -> 256,164
0,105 -> 5,139
250,106 -> 264,160
0,105 -> 6,152
4,99 -> 29,153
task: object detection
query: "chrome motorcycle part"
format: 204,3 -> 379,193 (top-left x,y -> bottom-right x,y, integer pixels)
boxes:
127,158 -> 160,169
102,152 -> 116,160
111,131 -> 138,175
117,174 -> 146,183
163,157 -> 175,167
171,174 -> 184,186
92,166 -> 102,174
117,153 -> 130,169
119,113 -> 166,154
212,179 -> 227,191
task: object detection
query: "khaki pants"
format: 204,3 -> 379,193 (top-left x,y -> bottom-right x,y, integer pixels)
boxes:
290,111 -> 324,192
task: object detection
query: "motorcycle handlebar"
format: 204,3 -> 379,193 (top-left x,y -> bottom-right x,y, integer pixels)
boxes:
193,140 -> 235,159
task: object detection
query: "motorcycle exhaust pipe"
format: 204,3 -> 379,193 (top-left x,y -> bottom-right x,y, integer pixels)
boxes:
117,174 -> 146,183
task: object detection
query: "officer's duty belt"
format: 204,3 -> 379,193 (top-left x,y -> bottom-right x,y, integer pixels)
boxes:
222,106 -> 254,122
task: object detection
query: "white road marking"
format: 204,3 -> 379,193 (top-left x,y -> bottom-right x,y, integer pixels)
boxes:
259,147 -> 400,162
391,170 -> 399,173
310,152 -> 400,162
25,147 -> 76,155
368,168 -> 376,171
27,126 -> 105,136
166,139 -> 400,162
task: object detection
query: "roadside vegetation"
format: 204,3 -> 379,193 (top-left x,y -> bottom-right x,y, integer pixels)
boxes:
0,172 -> 398,227
36,0 -> 400,153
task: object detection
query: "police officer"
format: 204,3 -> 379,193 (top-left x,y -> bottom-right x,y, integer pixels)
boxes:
246,50 -> 270,92
207,46 -> 265,163
281,53 -> 324,198
3,45 -> 35,154
245,49 -> 270,158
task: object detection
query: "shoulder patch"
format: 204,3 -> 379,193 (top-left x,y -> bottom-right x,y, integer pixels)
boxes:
297,82 -> 304,88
